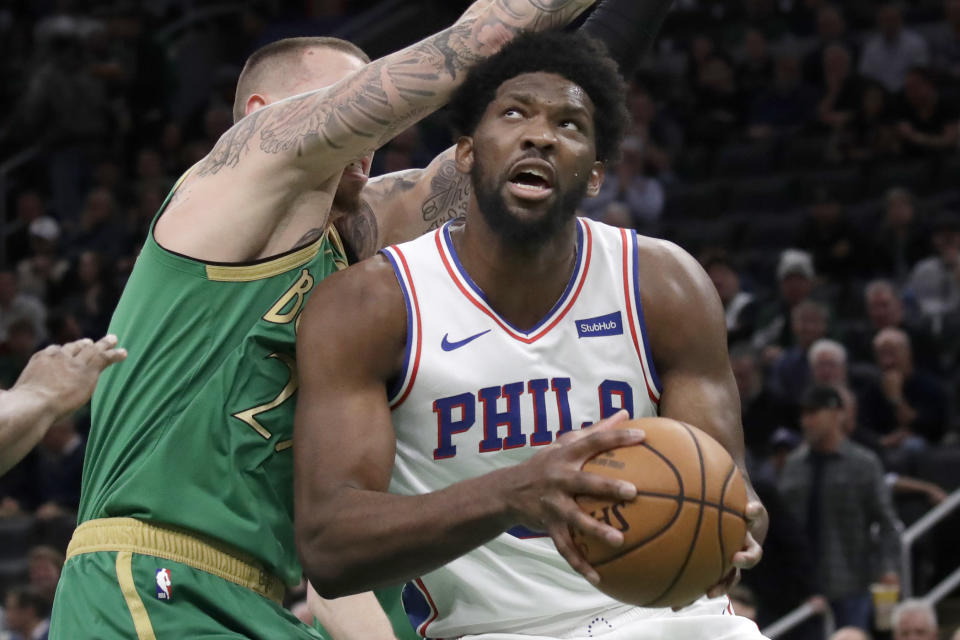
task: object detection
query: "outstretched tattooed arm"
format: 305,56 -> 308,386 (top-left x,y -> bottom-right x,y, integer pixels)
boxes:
198,0 -> 595,182
157,0 -> 595,263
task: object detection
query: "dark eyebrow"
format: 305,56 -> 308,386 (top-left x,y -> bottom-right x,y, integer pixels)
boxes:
501,92 -> 592,119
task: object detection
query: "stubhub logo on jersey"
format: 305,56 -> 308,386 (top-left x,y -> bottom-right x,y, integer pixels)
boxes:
575,311 -> 623,338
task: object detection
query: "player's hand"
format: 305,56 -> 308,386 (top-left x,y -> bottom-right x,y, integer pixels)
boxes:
13,334 -> 127,418
469,0 -> 598,40
705,500 -> 766,599
503,410 -> 643,585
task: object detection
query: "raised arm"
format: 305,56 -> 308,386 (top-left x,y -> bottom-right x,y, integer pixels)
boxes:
293,258 -> 642,597
342,0 -> 675,260
158,0 -> 596,263
637,237 -> 768,591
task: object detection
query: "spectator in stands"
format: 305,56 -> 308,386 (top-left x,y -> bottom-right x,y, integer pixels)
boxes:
844,280 -> 940,371
0,272 -> 46,345
872,327 -> 948,449
0,320 -> 40,388
753,249 -> 817,357
689,55 -> 744,147
737,29 -> 774,103
747,51 -> 819,140
795,187 -> 865,281
770,300 -> 830,401
836,385 -> 886,463
730,343 -> 796,458
846,280 -> 943,373
32,414 -> 84,517
703,250 -> 757,344
906,213 -> 960,335
3,586 -> 50,640
68,188 -> 126,260
871,188 -> 932,283
891,599 -> 938,640
896,67 -> 959,157
27,546 -> 63,605
580,136 -> 664,229
16,217 -> 70,304
842,80 -> 900,161
817,45 -> 861,132
625,85 -> 679,177
929,0 -> 960,78
804,4 -> 855,87
830,628 -> 872,640
859,3 -> 930,93
809,338 -> 847,387
4,191 -> 46,268
779,385 -> 902,632
62,251 -> 117,338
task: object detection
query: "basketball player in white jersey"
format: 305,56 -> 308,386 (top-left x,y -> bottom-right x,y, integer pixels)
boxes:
294,31 -> 769,640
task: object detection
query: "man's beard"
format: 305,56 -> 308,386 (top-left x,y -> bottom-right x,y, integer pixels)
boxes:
471,161 -> 589,248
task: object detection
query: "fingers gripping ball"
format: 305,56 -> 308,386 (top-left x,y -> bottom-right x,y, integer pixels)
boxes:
571,417 -> 747,608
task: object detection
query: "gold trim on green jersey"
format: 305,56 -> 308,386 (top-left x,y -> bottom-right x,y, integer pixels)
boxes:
70,518 -> 286,603
274,440 -> 293,452
205,236 -> 326,282
115,551 -> 158,640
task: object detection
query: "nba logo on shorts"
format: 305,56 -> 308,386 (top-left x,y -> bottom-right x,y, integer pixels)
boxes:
156,568 -> 172,601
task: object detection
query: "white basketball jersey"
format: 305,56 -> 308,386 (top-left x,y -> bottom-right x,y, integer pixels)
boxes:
381,218 -> 666,639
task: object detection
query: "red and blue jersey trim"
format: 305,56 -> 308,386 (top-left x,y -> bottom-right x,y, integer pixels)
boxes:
381,246 -> 423,409
620,228 -> 662,404
403,578 -> 441,638
435,219 -> 592,344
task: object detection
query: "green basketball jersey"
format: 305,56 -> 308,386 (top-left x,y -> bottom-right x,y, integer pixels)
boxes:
79,184 -> 348,587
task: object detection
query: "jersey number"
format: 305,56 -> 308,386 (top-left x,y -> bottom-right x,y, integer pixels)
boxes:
230,270 -> 314,452
232,353 -> 297,452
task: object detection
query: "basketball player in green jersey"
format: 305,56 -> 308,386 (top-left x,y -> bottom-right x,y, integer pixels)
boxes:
49,3 -> 604,638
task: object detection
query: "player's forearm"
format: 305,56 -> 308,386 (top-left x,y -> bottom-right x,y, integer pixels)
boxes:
579,0 -> 673,77
0,388 -> 59,475
242,0 -> 593,178
299,467 -> 520,598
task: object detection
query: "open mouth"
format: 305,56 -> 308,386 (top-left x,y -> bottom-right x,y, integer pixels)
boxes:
507,161 -> 555,201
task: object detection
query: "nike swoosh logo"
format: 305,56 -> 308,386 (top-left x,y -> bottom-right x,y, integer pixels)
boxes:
441,330 -> 491,352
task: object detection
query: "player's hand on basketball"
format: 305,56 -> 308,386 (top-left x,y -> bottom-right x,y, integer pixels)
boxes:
505,410 -> 643,585
704,499 -> 766,600
14,334 -> 127,418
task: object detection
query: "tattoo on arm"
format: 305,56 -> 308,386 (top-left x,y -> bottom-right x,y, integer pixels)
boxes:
336,201 -> 380,262
195,0 -> 588,176
294,228 -> 325,250
422,160 -> 471,230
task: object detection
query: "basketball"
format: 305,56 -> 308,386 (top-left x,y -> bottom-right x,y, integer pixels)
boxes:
571,417 -> 748,609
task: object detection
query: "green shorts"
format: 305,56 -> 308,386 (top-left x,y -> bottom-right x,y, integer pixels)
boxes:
50,518 -> 320,639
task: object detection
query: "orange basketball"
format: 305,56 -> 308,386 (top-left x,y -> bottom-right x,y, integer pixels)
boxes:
571,417 -> 748,609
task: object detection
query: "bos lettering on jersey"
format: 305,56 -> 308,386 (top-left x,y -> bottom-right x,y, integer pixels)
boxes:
432,378 -> 636,459
380,219 -> 664,639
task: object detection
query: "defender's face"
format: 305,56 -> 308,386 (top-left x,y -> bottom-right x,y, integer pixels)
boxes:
458,72 -> 603,242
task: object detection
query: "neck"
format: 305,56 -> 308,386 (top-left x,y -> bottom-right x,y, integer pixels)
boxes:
451,213 -> 579,331
813,431 -> 844,453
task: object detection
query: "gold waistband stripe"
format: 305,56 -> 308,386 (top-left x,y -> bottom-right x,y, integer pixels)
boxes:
67,518 -> 286,604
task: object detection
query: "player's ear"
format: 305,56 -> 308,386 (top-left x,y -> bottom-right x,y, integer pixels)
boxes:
245,93 -> 268,117
454,136 -> 475,173
585,162 -> 605,198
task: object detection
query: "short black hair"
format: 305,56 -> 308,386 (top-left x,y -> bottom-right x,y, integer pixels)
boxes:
448,31 -> 629,164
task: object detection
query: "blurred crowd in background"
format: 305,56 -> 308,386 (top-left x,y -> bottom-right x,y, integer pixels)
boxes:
1,0 -> 960,638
